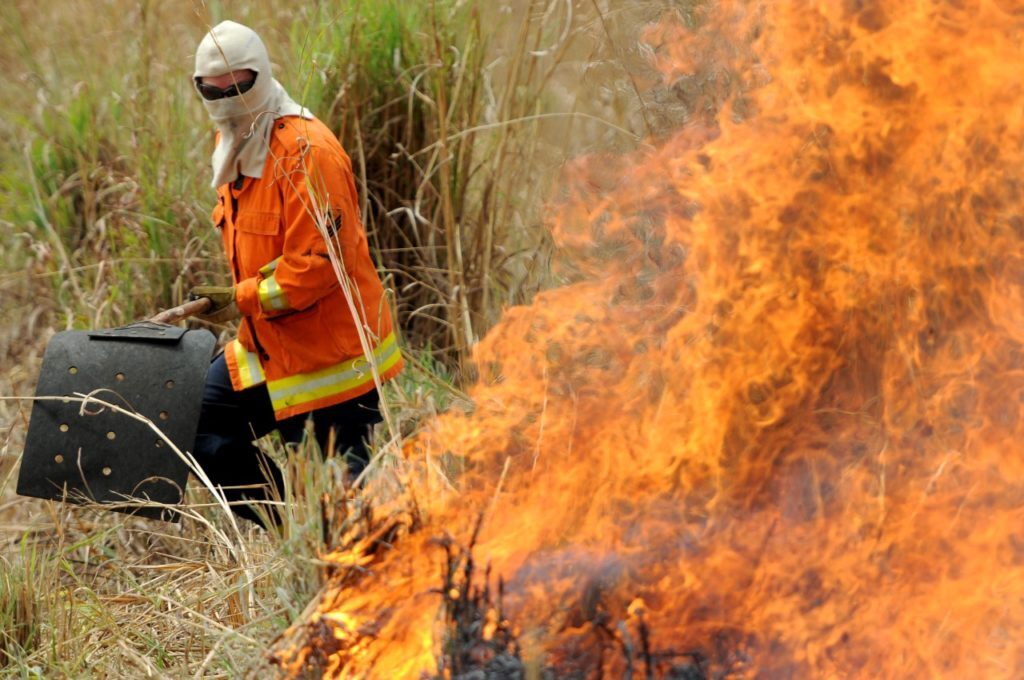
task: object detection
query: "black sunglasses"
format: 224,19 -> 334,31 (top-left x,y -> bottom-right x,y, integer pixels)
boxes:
195,76 -> 257,101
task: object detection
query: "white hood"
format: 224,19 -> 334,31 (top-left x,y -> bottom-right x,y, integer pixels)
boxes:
193,20 -> 310,189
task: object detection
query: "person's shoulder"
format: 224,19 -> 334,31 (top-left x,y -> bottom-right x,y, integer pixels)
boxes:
271,115 -> 343,155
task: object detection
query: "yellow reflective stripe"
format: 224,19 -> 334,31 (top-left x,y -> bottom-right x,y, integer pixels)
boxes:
267,333 -> 400,411
269,333 -> 398,398
231,339 -> 266,388
258,274 -> 290,312
258,257 -> 281,279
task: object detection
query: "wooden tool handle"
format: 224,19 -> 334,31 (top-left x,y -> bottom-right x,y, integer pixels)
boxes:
150,298 -> 212,325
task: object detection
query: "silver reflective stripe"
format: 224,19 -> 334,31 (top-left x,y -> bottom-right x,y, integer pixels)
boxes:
245,350 -> 263,386
260,276 -> 289,311
231,340 -> 265,388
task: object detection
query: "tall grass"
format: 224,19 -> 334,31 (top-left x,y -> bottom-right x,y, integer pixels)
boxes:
0,0 -> 688,674
0,0 -> 664,373
280,0 -> 702,369
283,0 -> 571,369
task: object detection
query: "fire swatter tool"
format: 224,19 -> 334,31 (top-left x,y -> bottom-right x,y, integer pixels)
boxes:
17,299 -> 214,521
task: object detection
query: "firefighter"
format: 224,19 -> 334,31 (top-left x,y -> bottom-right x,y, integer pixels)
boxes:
187,21 -> 403,526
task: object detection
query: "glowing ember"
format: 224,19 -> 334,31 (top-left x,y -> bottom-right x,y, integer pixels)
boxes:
276,1 -> 1024,677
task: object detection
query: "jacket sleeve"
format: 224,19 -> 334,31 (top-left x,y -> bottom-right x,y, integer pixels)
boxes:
235,143 -> 363,319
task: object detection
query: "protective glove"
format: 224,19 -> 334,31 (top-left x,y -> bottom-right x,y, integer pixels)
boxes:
188,285 -> 240,324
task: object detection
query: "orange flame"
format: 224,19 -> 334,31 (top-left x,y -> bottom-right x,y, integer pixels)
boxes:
279,1 -> 1024,676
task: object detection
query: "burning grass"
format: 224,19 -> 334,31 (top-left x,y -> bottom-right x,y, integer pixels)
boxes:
273,1 -> 1024,677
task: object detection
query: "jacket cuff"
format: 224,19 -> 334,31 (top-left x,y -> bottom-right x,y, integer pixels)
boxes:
236,277 -> 260,318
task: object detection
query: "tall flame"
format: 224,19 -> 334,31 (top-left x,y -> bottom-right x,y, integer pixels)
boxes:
280,1 -> 1024,676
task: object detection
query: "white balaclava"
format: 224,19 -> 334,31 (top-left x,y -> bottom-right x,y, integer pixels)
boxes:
193,21 -> 310,188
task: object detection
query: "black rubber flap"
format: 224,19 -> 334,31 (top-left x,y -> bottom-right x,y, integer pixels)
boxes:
18,327 -> 216,521
88,321 -> 186,344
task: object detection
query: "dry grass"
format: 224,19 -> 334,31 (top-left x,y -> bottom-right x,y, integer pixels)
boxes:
0,453 -> 352,677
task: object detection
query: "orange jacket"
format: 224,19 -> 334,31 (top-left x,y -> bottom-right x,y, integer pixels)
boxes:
210,115 -> 402,420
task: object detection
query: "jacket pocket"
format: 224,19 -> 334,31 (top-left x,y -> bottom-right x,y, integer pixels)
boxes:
235,211 -> 281,235
259,302 -> 330,375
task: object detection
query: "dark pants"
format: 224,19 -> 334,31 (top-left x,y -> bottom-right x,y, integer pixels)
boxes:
192,352 -> 382,526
